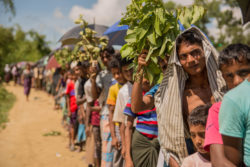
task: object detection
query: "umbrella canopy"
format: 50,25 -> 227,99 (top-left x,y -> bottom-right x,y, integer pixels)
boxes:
236,0 -> 250,24
58,24 -> 108,46
46,55 -> 61,70
103,21 -> 129,46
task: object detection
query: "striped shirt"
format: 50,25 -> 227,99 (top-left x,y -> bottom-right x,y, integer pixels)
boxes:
124,96 -> 158,139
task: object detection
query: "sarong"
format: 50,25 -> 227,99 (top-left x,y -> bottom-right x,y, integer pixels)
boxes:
93,125 -> 102,160
132,130 -> 160,167
24,78 -> 31,95
77,123 -> 86,142
112,124 -> 124,167
100,115 -> 113,167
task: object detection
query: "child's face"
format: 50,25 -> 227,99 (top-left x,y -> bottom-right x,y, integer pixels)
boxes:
221,60 -> 250,89
121,65 -> 133,82
69,73 -> 77,81
74,66 -> 82,77
189,124 -> 207,154
111,67 -> 126,84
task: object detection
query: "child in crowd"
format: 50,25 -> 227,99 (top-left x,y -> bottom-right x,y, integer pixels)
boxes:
65,69 -> 78,151
106,57 -> 127,167
112,58 -> 133,162
181,104 -> 211,167
74,62 -> 88,152
204,43 -> 250,167
85,62 -> 102,167
124,78 -> 160,167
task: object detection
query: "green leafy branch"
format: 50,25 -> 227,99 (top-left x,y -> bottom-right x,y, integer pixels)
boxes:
54,47 -> 73,68
120,0 -> 205,84
74,15 -> 108,62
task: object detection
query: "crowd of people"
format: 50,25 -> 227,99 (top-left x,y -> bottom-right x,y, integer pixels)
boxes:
3,27 -> 250,167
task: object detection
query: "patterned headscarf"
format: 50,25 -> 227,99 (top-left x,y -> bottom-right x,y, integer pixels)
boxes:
154,26 -> 226,165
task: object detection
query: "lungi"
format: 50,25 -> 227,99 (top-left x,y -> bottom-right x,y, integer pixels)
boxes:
132,130 -> 160,167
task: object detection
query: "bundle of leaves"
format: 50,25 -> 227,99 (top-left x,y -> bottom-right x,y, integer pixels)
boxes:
120,0 -> 205,84
74,15 -> 108,63
54,47 -> 73,68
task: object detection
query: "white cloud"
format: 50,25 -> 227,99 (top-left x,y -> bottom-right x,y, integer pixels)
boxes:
163,0 -> 194,6
207,19 -> 220,40
54,8 -> 64,19
69,0 -> 130,26
221,5 -> 242,20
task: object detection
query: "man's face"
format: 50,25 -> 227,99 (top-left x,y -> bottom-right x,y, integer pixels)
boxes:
221,60 -> 250,90
121,65 -> 133,82
159,56 -> 169,72
74,66 -> 82,77
190,124 -> 207,154
101,51 -> 112,67
178,42 -> 206,76
111,67 -> 126,84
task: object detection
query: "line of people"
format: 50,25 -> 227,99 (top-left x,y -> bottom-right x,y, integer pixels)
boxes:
22,26 -> 249,167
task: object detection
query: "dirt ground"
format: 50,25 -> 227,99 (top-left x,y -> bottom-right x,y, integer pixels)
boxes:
0,83 -> 88,167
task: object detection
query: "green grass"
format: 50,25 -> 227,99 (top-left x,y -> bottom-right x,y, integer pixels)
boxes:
0,85 -> 16,129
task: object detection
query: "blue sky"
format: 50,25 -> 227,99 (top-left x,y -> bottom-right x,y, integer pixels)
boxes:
0,0 -> 98,49
1,0 -> 242,50
0,0 -> 197,50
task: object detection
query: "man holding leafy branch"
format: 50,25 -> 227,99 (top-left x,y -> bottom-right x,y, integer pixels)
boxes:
131,27 -> 226,166
119,1 -> 226,166
90,46 -> 116,167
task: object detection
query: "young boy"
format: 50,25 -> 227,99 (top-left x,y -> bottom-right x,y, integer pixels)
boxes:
181,104 -> 212,167
218,44 -> 250,166
124,78 -> 159,167
85,62 -> 102,167
65,69 -> 78,151
112,58 -> 133,163
74,62 -> 88,152
204,43 -> 250,167
106,57 -> 127,167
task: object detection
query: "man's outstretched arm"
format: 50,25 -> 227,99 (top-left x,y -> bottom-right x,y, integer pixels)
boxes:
131,54 -> 154,113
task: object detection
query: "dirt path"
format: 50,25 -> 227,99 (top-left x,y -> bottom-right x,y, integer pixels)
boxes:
0,84 -> 87,167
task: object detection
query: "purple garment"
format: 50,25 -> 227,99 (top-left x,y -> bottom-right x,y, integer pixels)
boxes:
23,70 -> 32,95
70,110 -> 78,127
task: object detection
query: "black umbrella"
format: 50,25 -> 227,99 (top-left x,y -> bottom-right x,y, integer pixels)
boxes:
58,24 -> 108,46
236,0 -> 250,24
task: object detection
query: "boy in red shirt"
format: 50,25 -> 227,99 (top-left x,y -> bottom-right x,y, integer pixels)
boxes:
65,69 -> 78,151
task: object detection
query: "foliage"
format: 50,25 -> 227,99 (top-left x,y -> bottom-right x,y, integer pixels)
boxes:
165,0 -> 250,51
43,130 -> 61,136
73,15 -> 108,62
54,47 -> 73,68
0,85 -> 16,129
0,0 -> 15,16
120,0 -> 205,84
0,25 -> 51,77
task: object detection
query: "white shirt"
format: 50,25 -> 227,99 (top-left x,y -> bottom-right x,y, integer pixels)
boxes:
113,82 -> 132,123
84,79 -> 94,103
95,69 -> 114,115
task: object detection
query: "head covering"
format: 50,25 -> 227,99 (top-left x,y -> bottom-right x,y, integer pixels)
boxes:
154,26 -> 226,165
